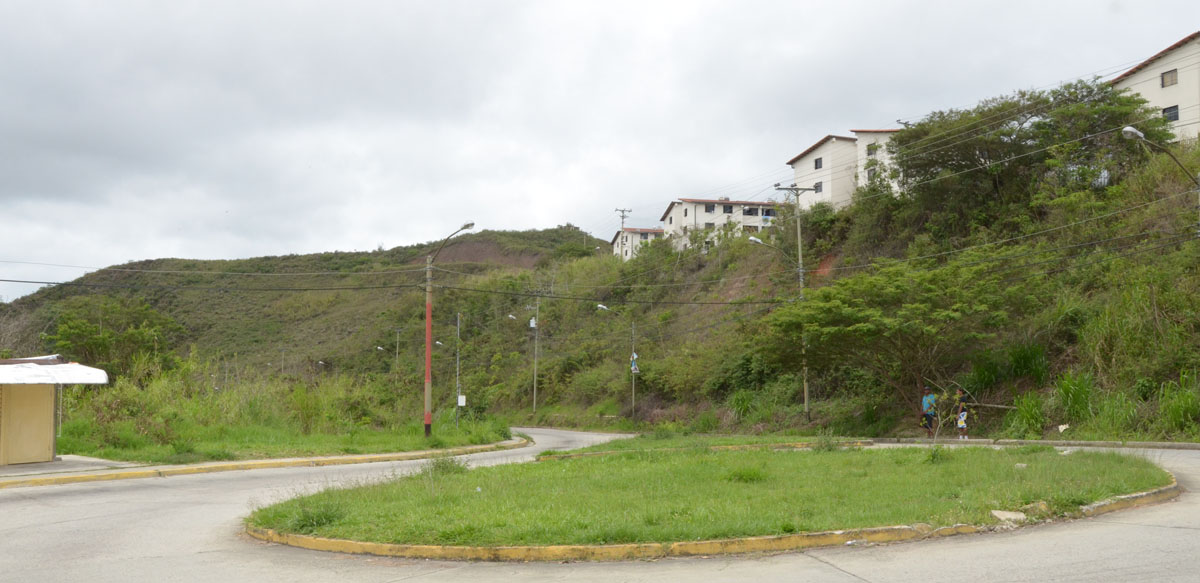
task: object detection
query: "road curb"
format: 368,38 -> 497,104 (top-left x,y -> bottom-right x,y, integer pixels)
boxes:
244,522 -> 980,562
536,440 -> 875,461
874,437 -> 1200,450
1080,477 -> 1181,517
0,437 -> 529,490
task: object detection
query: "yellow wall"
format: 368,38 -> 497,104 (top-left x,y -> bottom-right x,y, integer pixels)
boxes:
0,384 -> 56,465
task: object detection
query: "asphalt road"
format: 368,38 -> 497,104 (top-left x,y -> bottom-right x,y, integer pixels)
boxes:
2,429 -> 1199,582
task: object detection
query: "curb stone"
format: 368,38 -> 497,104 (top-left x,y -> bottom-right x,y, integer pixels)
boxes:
244,522 -> 982,562
0,437 -> 529,490
536,440 -> 875,461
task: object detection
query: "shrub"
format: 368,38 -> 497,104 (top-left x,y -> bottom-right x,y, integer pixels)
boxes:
1005,393 -> 1046,439
1054,371 -> 1095,423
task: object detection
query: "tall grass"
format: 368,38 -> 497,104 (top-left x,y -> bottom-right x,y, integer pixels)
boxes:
58,359 -> 510,463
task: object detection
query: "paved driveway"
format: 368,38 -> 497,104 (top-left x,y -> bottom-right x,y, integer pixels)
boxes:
2,430 -> 1198,582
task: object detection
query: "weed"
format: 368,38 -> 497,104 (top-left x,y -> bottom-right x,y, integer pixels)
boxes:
1005,393 -> 1046,439
724,466 -> 769,483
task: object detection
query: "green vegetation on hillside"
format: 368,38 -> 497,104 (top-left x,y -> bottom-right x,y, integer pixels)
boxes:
5,79 -> 1200,443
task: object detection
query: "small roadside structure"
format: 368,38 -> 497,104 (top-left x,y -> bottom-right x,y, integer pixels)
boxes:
0,355 -> 108,466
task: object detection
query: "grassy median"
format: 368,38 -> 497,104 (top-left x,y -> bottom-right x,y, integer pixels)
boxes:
248,443 -> 1170,546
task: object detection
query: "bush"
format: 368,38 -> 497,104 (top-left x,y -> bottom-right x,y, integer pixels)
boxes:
1157,375 -> 1200,434
1006,393 -> 1046,439
1054,371 -> 1095,423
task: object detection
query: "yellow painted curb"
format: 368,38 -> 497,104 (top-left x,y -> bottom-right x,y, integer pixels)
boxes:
537,440 -> 874,461
244,521 -> 978,561
1080,477 -> 1181,517
243,471 -> 1178,562
0,437 -> 529,490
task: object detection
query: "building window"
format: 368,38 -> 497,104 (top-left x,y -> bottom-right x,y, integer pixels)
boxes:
624,249 -> 629,257
814,157 -> 823,170
704,222 -> 715,229
762,208 -> 776,217
640,232 -> 649,240
866,143 -> 879,157
814,181 -> 823,193
743,207 -> 759,216
1164,105 -> 1180,122
705,204 -> 715,213
669,216 -> 673,224
867,168 -> 877,181
723,205 -> 733,214
1162,69 -> 1178,87
684,208 -> 688,217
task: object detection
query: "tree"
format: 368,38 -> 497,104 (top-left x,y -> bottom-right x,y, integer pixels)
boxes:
41,295 -> 184,379
764,259 -> 1009,408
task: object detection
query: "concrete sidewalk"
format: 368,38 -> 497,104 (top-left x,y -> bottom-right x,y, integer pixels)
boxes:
0,437 -> 529,490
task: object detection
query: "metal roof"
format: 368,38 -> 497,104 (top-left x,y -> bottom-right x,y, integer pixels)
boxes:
0,355 -> 108,385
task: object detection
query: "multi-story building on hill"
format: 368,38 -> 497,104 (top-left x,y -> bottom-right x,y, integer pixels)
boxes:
785,135 -> 860,210
851,129 -> 900,189
610,227 -> 664,260
658,198 -> 780,250
1111,30 -> 1200,143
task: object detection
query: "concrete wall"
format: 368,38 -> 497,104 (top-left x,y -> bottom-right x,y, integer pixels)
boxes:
663,200 -> 780,250
0,384 -> 56,465
790,137 -> 859,209
852,131 -> 898,189
1114,38 -> 1200,143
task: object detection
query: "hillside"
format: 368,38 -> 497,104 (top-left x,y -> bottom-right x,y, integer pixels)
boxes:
5,79 -> 1200,442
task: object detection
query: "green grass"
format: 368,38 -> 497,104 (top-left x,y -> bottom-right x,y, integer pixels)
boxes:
58,417 -> 512,464
248,445 -> 1170,546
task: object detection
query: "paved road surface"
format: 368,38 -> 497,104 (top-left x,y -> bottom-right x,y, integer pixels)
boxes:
2,429 -> 1199,582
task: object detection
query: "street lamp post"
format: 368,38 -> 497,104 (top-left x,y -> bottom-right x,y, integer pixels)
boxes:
1122,126 -> 1200,234
767,183 -> 817,420
424,221 -> 475,437
598,303 -> 637,418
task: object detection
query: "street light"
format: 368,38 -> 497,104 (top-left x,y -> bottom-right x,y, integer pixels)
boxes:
424,221 -> 475,437
771,183 -> 817,421
1122,126 -> 1200,235
1122,126 -> 1200,189
597,303 -> 637,419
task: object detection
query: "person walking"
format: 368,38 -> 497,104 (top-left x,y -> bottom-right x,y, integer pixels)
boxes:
920,386 -> 937,438
955,387 -> 970,440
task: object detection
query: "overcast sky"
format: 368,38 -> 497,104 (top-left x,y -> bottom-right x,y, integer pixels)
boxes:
1,0 -> 1196,301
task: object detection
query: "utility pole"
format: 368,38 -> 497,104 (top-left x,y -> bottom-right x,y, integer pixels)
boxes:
615,208 -> 631,258
455,313 -> 462,428
774,183 -> 816,420
630,320 -> 637,419
531,296 -> 540,414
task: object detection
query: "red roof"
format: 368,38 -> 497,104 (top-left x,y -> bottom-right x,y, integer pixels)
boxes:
785,135 -> 857,166
850,129 -> 901,133
1111,30 -> 1200,85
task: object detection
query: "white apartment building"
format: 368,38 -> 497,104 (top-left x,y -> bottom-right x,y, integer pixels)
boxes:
851,129 -> 900,187
659,197 -> 780,250
1112,30 -> 1200,142
786,135 -> 860,210
610,227 -> 664,260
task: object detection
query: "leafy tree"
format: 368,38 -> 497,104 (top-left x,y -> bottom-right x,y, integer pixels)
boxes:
41,295 -> 184,379
764,260 -> 1009,408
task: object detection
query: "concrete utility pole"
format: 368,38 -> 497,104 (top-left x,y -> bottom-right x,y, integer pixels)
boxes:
423,222 -> 474,437
615,208 -> 631,258
455,313 -> 462,428
531,296 -> 540,414
774,183 -> 816,421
